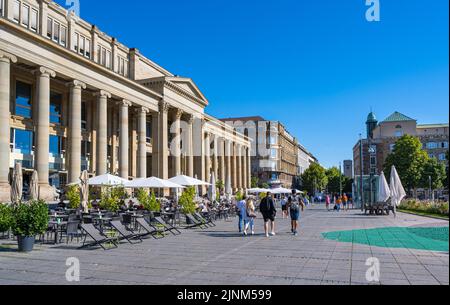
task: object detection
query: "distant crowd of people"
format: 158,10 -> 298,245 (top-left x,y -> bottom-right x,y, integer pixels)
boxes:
325,193 -> 353,212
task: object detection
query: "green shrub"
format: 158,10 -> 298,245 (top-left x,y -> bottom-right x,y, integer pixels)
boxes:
399,200 -> 449,216
137,189 -> 160,212
99,188 -> 121,213
0,204 -> 13,233
66,185 -> 81,209
179,186 -> 196,214
11,201 -> 49,237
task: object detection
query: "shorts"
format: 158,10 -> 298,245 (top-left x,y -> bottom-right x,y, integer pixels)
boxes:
281,205 -> 287,211
290,210 -> 300,221
262,214 -> 275,222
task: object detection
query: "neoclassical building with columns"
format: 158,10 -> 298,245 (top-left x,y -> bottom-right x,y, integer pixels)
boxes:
0,0 -> 251,201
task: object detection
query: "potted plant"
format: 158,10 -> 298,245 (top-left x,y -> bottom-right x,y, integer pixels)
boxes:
179,187 -> 196,224
66,185 -> 81,210
138,189 -> 161,218
11,200 -> 49,252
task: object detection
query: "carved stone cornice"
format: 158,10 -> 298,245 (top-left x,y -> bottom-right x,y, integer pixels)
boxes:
135,106 -> 150,115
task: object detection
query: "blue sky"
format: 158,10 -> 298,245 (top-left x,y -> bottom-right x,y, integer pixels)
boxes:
56,0 -> 449,168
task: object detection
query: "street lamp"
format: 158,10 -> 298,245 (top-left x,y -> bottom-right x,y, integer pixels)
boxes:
359,133 -> 364,211
429,176 -> 433,202
339,162 -> 343,198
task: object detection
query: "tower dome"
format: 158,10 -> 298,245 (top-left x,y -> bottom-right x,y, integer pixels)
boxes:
366,111 -> 378,139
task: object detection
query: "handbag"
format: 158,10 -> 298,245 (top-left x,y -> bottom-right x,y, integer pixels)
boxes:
247,209 -> 257,218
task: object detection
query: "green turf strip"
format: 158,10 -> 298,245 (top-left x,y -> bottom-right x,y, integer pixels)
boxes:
322,227 -> 449,252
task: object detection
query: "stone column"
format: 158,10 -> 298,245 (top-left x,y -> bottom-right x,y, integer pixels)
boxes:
95,90 -> 111,175
158,101 -> 169,180
247,147 -> 252,188
137,107 -> 149,178
119,100 -> 131,179
212,135 -> 219,181
172,109 -> 183,176
225,140 -> 232,187
204,132 -> 211,181
219,138 -> 226,183
68,80 -> 86,184
35,67 -> 56,200
231,143 -> 237,192
186,114 -> 194,177
242,146 -> 247,190
236,143 -> 242,190
151,111 -> 159,177
0,51 -> 17,202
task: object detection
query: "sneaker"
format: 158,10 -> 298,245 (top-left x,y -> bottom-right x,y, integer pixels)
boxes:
251,231 -> 255,235
243,231 -> 248,236
294,231 -> 298,236
270,232 -> 276,236
265,233 -> 270,238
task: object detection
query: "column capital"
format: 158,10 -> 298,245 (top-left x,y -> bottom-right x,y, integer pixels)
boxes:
95,90 -> 112,99
67,79 -> 86,89
173,108 -> 184,120
185,113 -> 195,124
117,99 -> 132,107
159,100 -> 170,113
35,66 -> 56,78
0,51 -> 18,64
135,106 -> 150,114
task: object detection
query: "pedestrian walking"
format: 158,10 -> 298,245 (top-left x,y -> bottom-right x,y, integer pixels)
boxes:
289,190 -> 305,236
343,193 -> 349,211
236,195 -> 247,233
259,192 -> 277,237
325,194 -> 331,211
244,198 -> 257,236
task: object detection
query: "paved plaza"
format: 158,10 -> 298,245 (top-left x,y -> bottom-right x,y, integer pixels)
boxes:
0,205 -> 448,285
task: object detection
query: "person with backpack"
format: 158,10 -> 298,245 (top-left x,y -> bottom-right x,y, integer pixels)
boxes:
259,192 -> 277,237
289,190 -> 305,236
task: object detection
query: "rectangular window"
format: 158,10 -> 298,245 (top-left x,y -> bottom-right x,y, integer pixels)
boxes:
370,156 -> 376,166
81,102 -> 87,130
439,153 -> 446,161
442,142 -> 449,149
426,142 -> 438,149
49,135 -> 62,157
146,121 -> 152,143
0,0 -> 4,17
15,81 -> 32,118
13,0 -> 20,22
101,48 -> 106,66
30,9 -> 38,31
124,60 -> 128,77
85,39 -> 91,58
21,4 -> 29,27
50,92 -> 62,124
429,154 -> 435,159
60,26 -> 67,46
47,17 -> 52,39
106,50 -> 111,69
73,33 -> 79,52
53,21 -> 60,42
79,36 -> 85,55
13,129 -> 33,155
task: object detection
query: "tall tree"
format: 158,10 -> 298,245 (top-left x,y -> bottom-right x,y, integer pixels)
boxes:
301,163 -> 328,195
383,135 -> 428,191
419,157 -> 446,190
326,167 -> 342,194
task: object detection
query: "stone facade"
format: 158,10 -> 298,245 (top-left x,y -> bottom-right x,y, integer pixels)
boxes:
0,0 -> 251,202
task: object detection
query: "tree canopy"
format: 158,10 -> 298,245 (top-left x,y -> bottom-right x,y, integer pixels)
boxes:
301,163 -> 328,195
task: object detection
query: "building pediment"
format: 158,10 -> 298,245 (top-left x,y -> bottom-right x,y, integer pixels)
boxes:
138,76 -> 209,108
